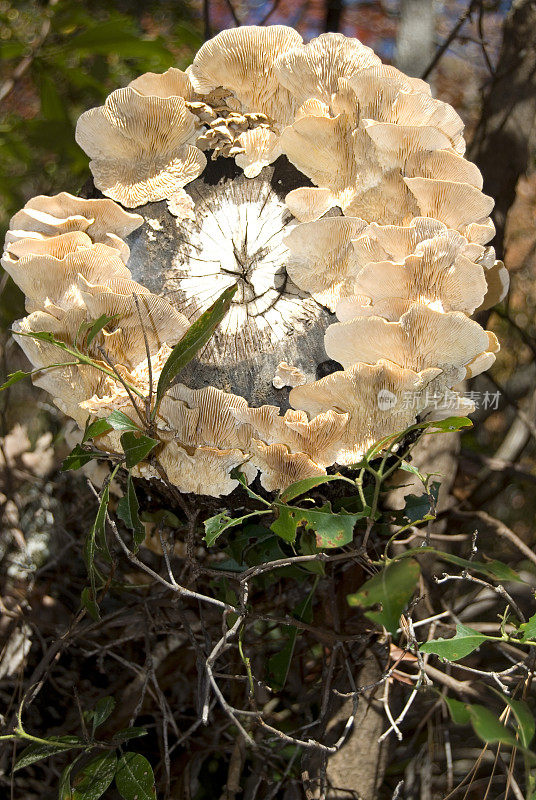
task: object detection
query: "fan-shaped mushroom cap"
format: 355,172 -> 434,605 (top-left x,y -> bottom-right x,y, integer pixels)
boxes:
76,275 -> 189,365
404,150 -> 483,188
13,309 -> 103,425
339,230 -> 488,319
461,219 -> 496,245
157,442 -> 255,496
188,25 -> 303,122
2,243 -> 131,311
325,304 -> 499,385
363,120 -> 452,168
128,67 -> 194,99
282,115 -> 418,223
249,440 -> 325,492
477,259 -> 509,311
272,362 -> 306,389
290,360 -> 441,464
75,88 -> 206,207
234,127 -> 282,178
4,231 -> 94,261
284,217 -> 367,310
5,193 -> 142,256
163,384 -> 253,451
275,32 -> 381,108
404,177 -> 494,230
231,406 -> 348,466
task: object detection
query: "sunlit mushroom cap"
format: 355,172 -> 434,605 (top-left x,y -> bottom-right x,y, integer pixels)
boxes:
128,67 -> 194,99
275,32 -> 381,109
290,360 -> 441,464
189,25 -> 303,122
325,303 -> 499,385
249,440 -> 325,492
5,192 -> 143,259
75,87 -> 206,207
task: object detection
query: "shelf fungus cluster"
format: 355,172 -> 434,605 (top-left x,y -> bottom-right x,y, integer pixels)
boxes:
2,26 -> 508,496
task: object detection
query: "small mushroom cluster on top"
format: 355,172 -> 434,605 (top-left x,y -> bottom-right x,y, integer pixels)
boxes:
2,26 -> 508,496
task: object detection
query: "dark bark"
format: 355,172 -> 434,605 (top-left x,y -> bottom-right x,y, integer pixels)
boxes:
324,0 -> 344,33
469,0 -> 536,258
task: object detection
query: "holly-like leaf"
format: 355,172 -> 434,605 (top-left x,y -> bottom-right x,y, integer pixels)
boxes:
420,623 -> 495,661
402,482 -> 440,523
83,479 -> 113,611
117,474 -> 145,552
120,432 -> 158,469
111,727 -> 147,744
271,503 -> 362,547
14,736 -> 82,771
154,284 -> 236,413
347,558 -> 421,634
71,751 -> 117,800
115,753 -> 156,800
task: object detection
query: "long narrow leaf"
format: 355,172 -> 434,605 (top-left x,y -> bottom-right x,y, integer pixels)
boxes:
154,284 -> 236,415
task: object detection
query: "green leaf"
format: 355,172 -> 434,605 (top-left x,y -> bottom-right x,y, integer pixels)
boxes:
279,474 -> 354,504
391,547 -> 523,584
91,697 -> 116,735
117,474 -> 145,552
85,314 -> 118,348
71,752 -> 117,800
491,690 -> 535,748
82,418 -> 113,443
154,284 -> 236,412
120,432 -> 158,469
61,445 -> 105,472
115,753 -> 156,800
420,623 -> 495,661
347,558 -> 421,634
14,736 -> 82,771
445,696 -> 471,726
520,612 -> 536,642
0,370 -> 30,391
402,482 -> 440,523
59,760 -> 77,800
111,727 -> 147,743
271,504 -> 362,547
468,704 -> 517,746
106,410 -> 141,433
427,416 -> 473,433
268,583 -> 316,691
84,480 -> 112,609
204,510 -> 270,547
81,587 -> 100,622
61,22 -> 172,64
